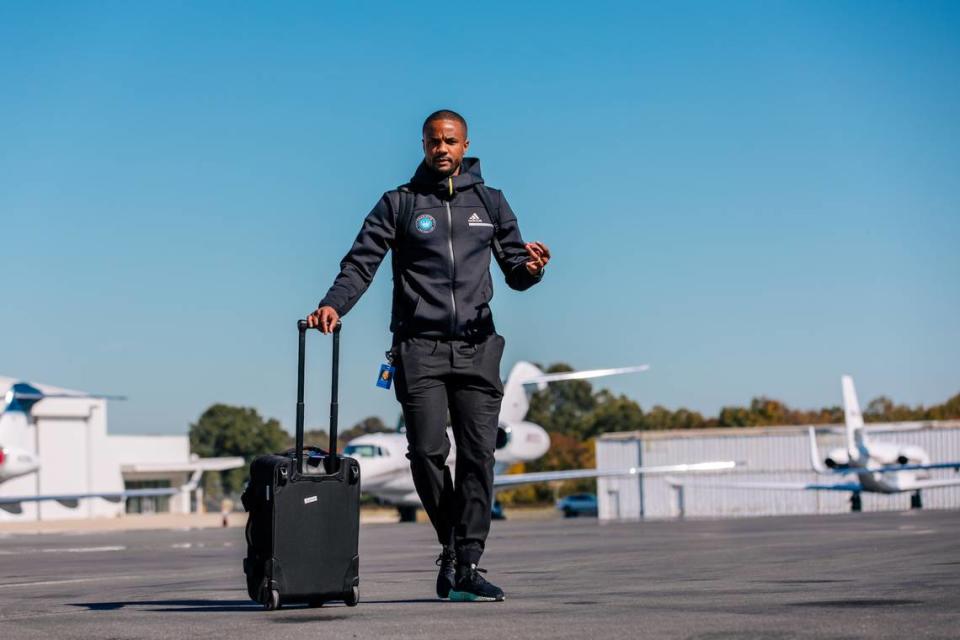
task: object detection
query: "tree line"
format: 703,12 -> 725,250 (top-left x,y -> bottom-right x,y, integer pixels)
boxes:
188,405 -> 392,504
526,364 -> 960,437
189,364 -> 960,505
507,364 -> 960,504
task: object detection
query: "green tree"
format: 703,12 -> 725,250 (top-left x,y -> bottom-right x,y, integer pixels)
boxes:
864,396 -> 897,420
670,407 -> 707,429
926,393 -> 960,420
643,405 -> 682,429
526,363 -> 597,438
287,429 -> 333,450
863,396 -> 923,422
190,404 -> 288,496
340,416 -> 391,442
284,416 -> 393,452
749,397 -> 789,425
585,390 -> 644,438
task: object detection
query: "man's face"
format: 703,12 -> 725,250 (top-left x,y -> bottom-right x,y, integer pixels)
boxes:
422,119 -> 469,176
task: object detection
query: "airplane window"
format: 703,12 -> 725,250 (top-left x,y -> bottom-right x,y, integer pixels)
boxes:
344,445 -> 378,458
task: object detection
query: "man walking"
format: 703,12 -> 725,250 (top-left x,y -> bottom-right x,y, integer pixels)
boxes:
306,110 -> 549,602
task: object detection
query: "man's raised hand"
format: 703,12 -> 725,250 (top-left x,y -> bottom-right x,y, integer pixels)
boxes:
306,306 -> 340,334
524,241 -> 551,275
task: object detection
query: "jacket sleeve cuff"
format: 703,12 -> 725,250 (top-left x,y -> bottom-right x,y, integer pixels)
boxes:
317,299 -> 344,316
507,264 -> 544,290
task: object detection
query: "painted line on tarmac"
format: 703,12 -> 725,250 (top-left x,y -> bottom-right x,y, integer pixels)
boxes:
0,545 -> 127,555
0,567 -> 236,590
0,541 -> 236,555
0,575 -> 141,589
41,545 -> 127,554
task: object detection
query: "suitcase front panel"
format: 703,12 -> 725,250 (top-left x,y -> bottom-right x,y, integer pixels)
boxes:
272,458 -> 360,600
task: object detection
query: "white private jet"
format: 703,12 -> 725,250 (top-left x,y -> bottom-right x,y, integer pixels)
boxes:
668,375 -> 960,512
0,381 -> 243,510
340,361 -> 737,520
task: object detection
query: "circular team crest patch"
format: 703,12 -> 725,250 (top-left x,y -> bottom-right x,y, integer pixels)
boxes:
415,213 -> 436,234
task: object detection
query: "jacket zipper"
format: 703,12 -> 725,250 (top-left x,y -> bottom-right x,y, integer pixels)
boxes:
445,196 -> 457,335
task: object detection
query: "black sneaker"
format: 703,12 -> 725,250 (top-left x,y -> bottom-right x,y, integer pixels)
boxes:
449,564 -> 504,602
435,546 -> 457,599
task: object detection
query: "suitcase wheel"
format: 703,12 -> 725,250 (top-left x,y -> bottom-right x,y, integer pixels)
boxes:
264,589 -> 280,611
344,585 -> 359,607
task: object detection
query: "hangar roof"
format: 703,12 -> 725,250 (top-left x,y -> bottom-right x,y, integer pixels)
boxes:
599,419 -> 960,441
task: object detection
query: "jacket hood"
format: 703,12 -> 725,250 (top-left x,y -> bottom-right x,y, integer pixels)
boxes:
409,157 -> 484,199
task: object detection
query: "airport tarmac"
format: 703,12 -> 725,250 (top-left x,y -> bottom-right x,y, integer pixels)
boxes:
1,510 -> 958,639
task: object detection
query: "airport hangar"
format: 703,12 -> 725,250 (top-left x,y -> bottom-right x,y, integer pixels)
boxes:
597,421 -> 960,520
0,376 -> 240,523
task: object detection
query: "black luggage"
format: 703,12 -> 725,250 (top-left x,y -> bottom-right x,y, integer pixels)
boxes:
241,320 -> 360,610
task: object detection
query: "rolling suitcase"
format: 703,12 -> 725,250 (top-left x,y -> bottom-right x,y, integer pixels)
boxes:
241,320 -> 361,610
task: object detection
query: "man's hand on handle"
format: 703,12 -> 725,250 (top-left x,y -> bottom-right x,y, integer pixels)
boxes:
524,241 -> 551,275
306,306 -> 340,334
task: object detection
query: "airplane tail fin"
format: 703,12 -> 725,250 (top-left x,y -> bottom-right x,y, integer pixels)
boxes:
1,385 -> 36,450
0,409 -> 31,449
2,380 -> 125,450
500,362 -> 650,423
501,362 -> 548,423
807,427 -> 828,474
841,375 -> 866,459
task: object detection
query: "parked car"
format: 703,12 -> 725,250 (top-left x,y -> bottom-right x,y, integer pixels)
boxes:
555,493 -> 598,518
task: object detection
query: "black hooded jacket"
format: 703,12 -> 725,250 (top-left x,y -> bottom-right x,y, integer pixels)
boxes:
318,158 -> 543,339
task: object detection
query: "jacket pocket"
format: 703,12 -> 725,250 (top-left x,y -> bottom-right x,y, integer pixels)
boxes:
397,294 -> 421,332
409,295 -> 422,324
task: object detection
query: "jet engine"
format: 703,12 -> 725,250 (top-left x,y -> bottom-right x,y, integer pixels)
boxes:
0,446 -> 40,481
495,421 -> 551,464
894,444 -> 929,467
824,448 -> 850,469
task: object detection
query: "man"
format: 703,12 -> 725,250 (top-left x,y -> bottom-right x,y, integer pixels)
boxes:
306,110 -> 549,602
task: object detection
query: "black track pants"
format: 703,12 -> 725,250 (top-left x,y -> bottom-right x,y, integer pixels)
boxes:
394,334 -> 505,565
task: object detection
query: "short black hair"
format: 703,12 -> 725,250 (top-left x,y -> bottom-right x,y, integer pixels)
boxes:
422,109 -> 468,136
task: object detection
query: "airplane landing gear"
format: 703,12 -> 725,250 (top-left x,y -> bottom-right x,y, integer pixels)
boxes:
397,505 -> 418,523
850,492 -> 862,513
910,491 -> 923,510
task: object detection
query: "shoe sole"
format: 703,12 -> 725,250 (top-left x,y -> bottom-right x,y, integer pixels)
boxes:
448,590 -> 504,602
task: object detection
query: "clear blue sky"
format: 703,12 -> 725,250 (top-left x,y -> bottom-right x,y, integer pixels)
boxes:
2,1 -> 958,435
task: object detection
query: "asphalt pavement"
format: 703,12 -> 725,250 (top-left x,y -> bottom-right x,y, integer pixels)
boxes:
1,510 -> 958,639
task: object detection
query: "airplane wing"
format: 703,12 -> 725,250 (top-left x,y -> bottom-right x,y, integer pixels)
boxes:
818,423 -> 928,435
521,365 -> 650,385
664,478 -> 864,492
0,456 -> 244,507
0,487 -> 181,509
817,461 -> 960,475
861,423 -> 928,433
492,460 -> 737,489
907,478 -> 960,490
873,462 -> 960,473
666,473 -> 960,493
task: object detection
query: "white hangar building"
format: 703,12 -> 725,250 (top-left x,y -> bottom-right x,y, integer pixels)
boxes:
0,376 -> 242,523
596,421 -> 960,520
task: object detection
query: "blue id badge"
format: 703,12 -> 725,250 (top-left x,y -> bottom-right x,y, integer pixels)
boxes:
376,363 -> 396,389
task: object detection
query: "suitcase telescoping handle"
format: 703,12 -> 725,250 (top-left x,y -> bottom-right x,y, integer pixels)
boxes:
296,318 -> 341,474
